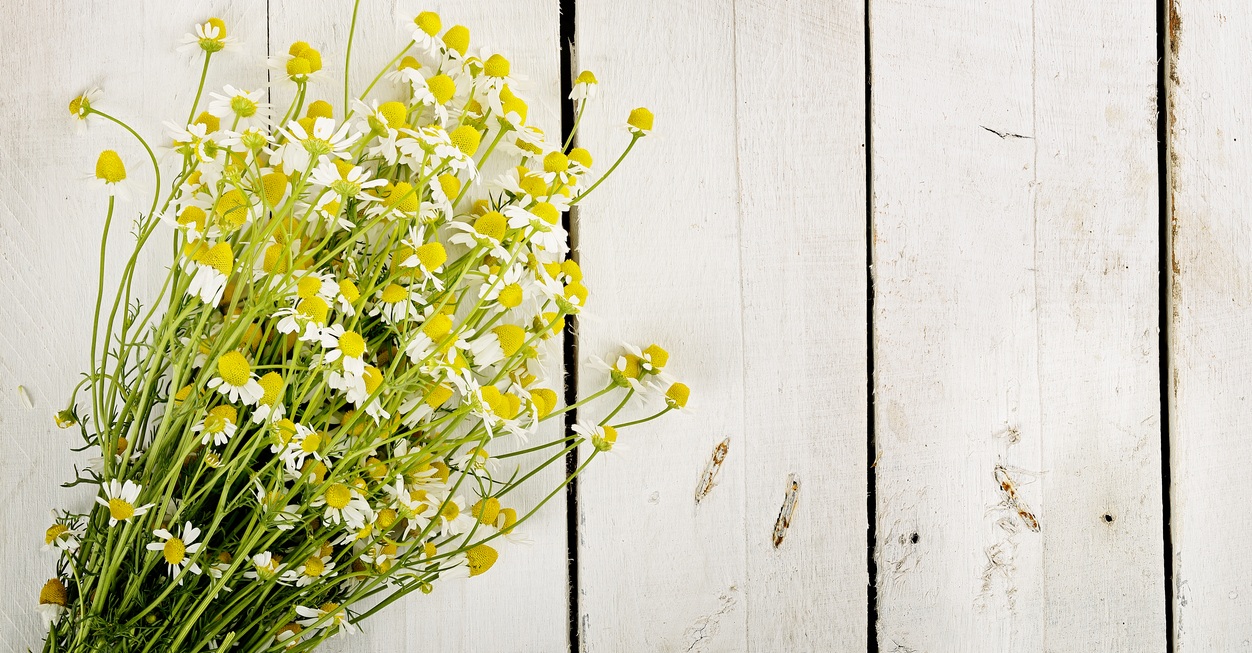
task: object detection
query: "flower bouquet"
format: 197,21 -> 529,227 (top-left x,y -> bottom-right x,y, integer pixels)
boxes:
36,8 -> 687,652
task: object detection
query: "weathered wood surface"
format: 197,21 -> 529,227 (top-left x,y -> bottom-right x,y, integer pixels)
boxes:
573,0 -> 868,650
1168,1 -> 1252,649
871,1 -> 1165,650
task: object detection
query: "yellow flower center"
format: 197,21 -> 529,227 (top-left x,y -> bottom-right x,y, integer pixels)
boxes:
298,296 -> 329,324
258,372 -> 284,406
628,107 -> 654,132
380,283 -> 407,304
466,544 -> 498,576
108,498 -> 135,522
399,55 -> 421,71
569,147 -> 593,168
543,151 -> 569,173
440,501 -> 460,521
325,483 -> 351,509
230,94 -> 257,117
492,324 -> 525,358
194,111 -> 220,134
95,150 -> 126,183
363,366 -> 383,394
261,171 -> 288,206
204,242 -> 234,276
531,388 -> 557,418
498,283 -> 523,308
45,524 -> 68,545
473,211 -> 506,241
301,431 -> 323,454
531,202 -> 559,225
450,125 -> 482,156
69,94 -> 91,117
163,537 -> 186,565
303,555 -> 325,577
338,330 -> 365,358
644,344 -> 669,369
426,74 -> 456,105
215,189 -> 249,230
306,100 -> 333,118
415,11 -> 441,36
484,54 -> 510,78
377,507 -> 397,528
39,579 -> 67,606
425,384 -> 454,408
338,279 -> 360,302
666,382 -> 690,408
378,101 -> 408,129
297,275 -> 322,299
472,497 -> 501,524
416,242 -> 447,270
287,57 -> 312,78
177,206 -> 206,231
385,181 -> 419,213
217,351 -> 251,387
438,173 -> 461,200
442,25 -> 470,55
421,313 -> 453,340
575,70 -> 598,85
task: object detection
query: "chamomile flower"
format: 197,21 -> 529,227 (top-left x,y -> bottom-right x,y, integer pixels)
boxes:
333,278 -> 360,316
504,202 -> 568,256
68,87 -> 102,133
146,522 -> 203,581
319,324 -> 368,376
251,372 -> 287,424
185,241 -> 233,305
569,70 -> 598,102
192,404 -> 239,446
272,117 -> 359,174
626,107 -> 654,136
310,158 -> 387,202
369,283 -> 422,324
293,550 -> 336,587
243,551 -> 282,582
95,480 -> 153,527
383,55 -> 425,87
164,121 -> 217,163
274,296 -> 332,342
410,69 -> 460,124
161,203 -> 217,243
207,351 -> 265,405
91,150 -> 131,201
208,85 -> 270,129
179,18 -> 236,57
435,494 -> 474,537
312,483 -> 371,530
282,424 -> 327,471
447,210 -> 510,259
469,323 -> 527,368
42,516 -> 85,553
269,41 -> 325,86
403,312 -> 456,363
573,421 -> 618,452
400,9 -> 445,55
296,603 -> 356,636
37,579 -> 68,629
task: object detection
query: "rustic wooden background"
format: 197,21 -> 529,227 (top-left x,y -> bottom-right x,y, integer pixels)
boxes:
0,0 -> 1239,650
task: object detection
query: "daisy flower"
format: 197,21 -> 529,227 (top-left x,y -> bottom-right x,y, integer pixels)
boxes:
178,18 -> 236,57
309,158 -> 387,202
447,211 -> 510,259
382,55 -> 425,87
146,522 -> 204,581
184,241 -> 233,305
37,579 -> 68,629
90,150 -> 131,201
332,278 -> 360,316
268,41 -> 325,86
68,87 -> 102,133
243,551 -> 282,582
250,372 -> 287,425
207,85 -> 270,130
319,325 -> 368,376
96,480 -> 154,527
369,283 -> 423,325
469,323 -> 526,368
573,421 -> 619,452
477,50 -> 526,93
504,202 -> 568,256
569,70 -> 598,102
160,203 -> 216,243
164,121 -> 217,163
272,117 -> 359,174
207,351 -> 265,405
274,296 -> 331,342
399,8 -> 445,56
403,312 -> 456,363
435,494 -> 474,537
293,550 -> 336,587
42,516 -> 85,553
282,424 -> 327,471
296,603 -> 356,636
311,483 -> 372,530
626,106 -> 654,137
192,404 -> 239,447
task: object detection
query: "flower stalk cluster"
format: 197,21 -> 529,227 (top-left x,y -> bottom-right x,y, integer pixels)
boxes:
38,10 -> 685,653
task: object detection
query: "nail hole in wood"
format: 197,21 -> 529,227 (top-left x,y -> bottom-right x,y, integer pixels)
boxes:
910,533 -> 919,544
1103,514 -> 1114,523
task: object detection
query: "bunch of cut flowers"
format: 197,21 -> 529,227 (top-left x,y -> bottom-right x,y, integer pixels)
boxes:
36,8 -> 687,652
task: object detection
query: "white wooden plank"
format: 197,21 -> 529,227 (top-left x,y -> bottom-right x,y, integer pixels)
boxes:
265,1 -> 569,651
1167,2 -> 1252,649
871,0 -> 1164,650
575,0 -> 867,649
0,1 -> 270,647
736,1 -> 868,650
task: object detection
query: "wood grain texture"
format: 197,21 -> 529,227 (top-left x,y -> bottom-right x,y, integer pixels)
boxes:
1167,1 -> 1252,649
574,0 -> 867,650
266,1 -> 568,650
0,1 -> 270,648
871,0 -> 1165,650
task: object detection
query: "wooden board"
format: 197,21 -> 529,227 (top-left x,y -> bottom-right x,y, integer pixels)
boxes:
0,0 -> 270,646
265,1 -> 569,651
573,0 -> 868,650
1167,1 -> 1252,649
871,1 -> 1165,650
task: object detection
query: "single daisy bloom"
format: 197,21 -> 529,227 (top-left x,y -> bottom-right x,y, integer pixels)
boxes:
469,323 -> 527,369
207,351 -> 265,405
369,282 -> 423,325
573,421 -> 619,453
68,87 -> 102,133
184,241 -> 233,305
178,18 -> 237,57
95,479 -> 154,526
382,55 -> 424,87
207,85 -> 270,129
319,324 -> 368,376
146,522 -> 204,581
626,107 -> 654,137
296,603 -> 356,636
447,210 -> 510,260
293,551 -> 336,587
37,578 -> 68,630
399,8 -> 445,56
272,117 -> 359,174
311,482 -> 371,530
42,517 -> 85,553
281,423 -> 327,471
309,158 -> 387,202
91,150 -> 131,201
192,404 -> 239,446
435,494 -> 474,537
243,551 -> 282,582
504,202 -> 568,256
569,70 -> 598,102
251,371 -> 287,425
274,296 -> 332,343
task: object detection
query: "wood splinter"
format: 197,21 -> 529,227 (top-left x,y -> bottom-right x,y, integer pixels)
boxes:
993,464 -> 1040,532
694,438 -> 730,503
772,473 -> 801,548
